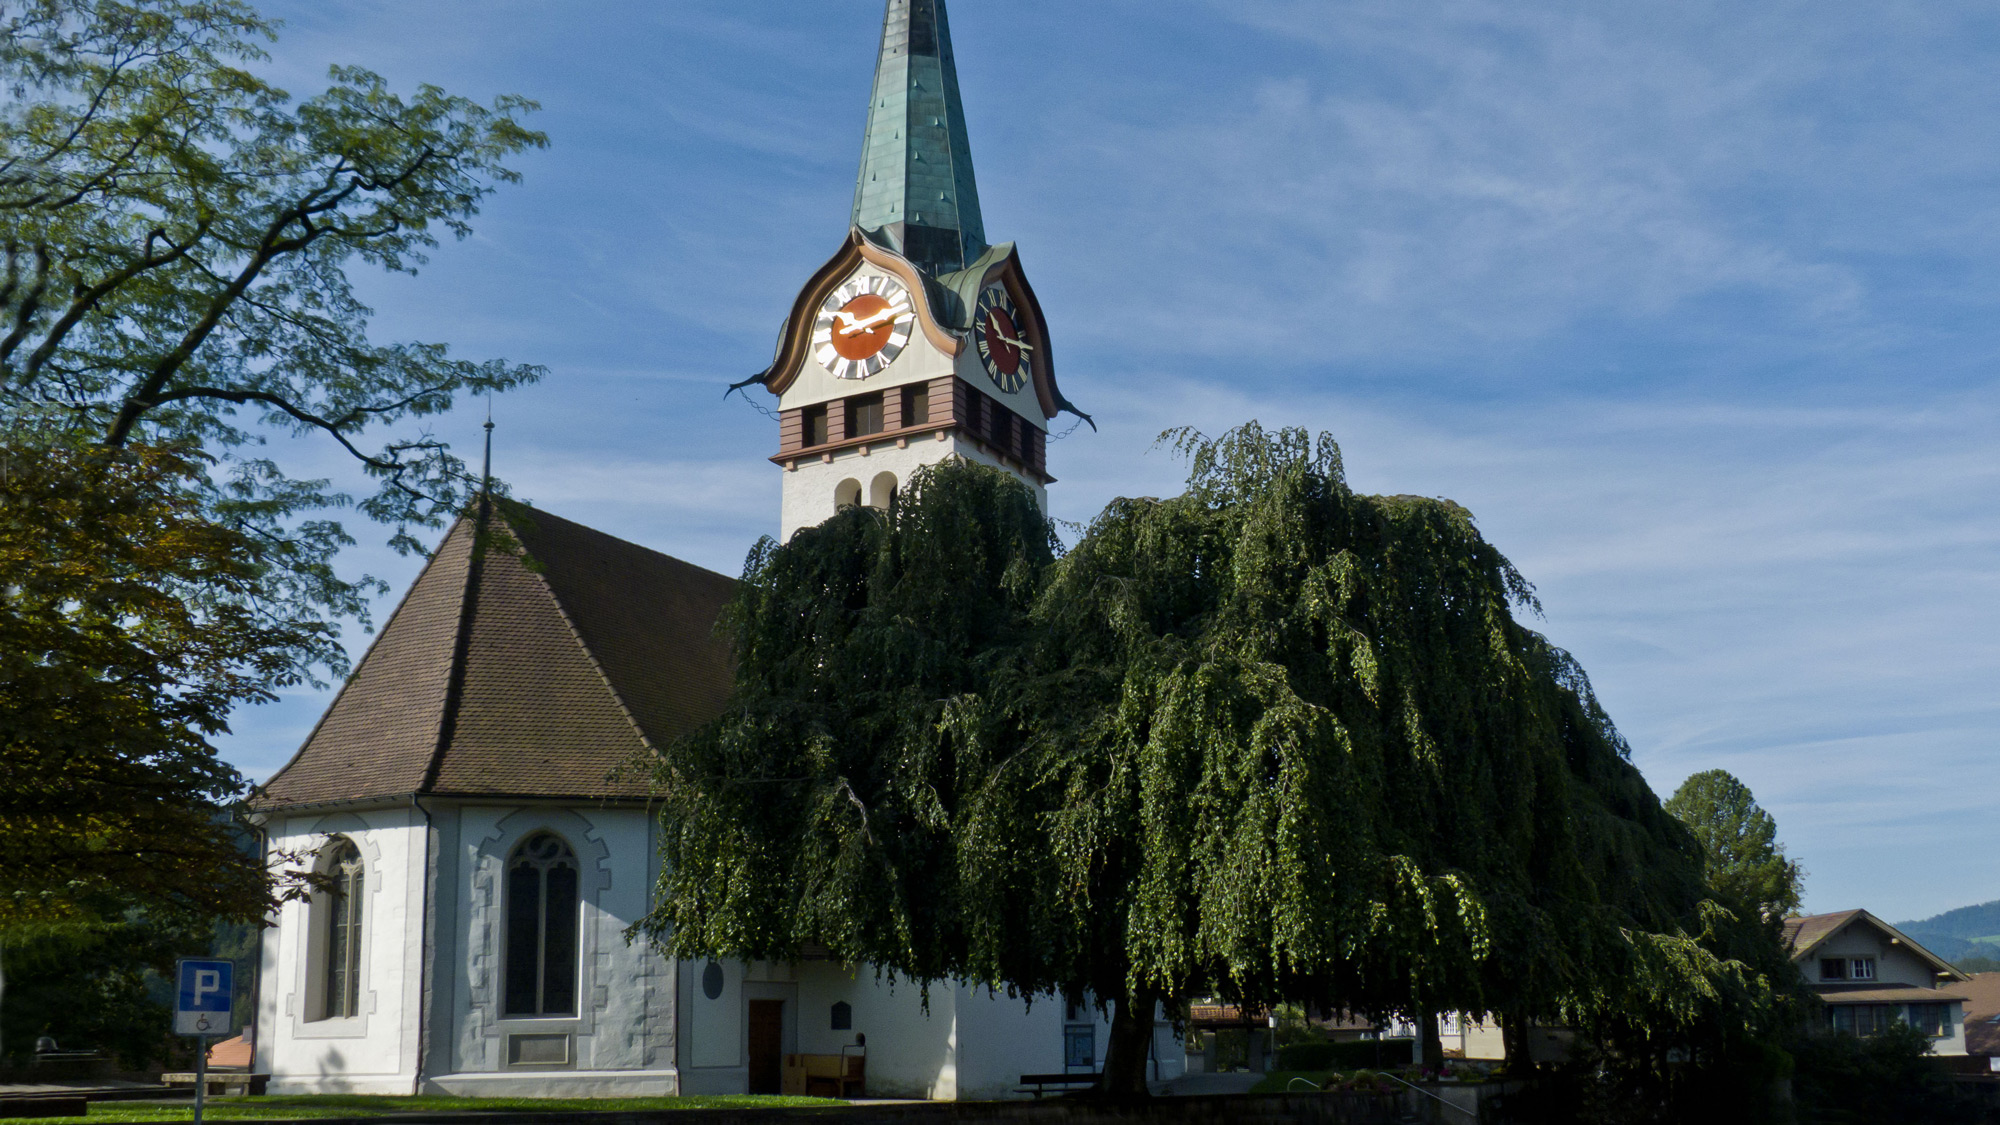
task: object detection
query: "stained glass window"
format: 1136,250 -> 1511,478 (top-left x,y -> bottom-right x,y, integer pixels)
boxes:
321,839 -> 364,1020
504,832 -> 580,1017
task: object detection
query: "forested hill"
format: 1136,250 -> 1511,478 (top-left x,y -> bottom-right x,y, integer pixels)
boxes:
1897,900 -> 2000,965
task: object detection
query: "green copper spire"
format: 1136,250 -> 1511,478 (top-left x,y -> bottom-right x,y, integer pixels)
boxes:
852,0 -> 987,276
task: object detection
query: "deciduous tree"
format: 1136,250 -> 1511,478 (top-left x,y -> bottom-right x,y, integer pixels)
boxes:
2,0 -> 545,595
646,425 -> 1769,1096
1666,769 -> 1804,922
0,0 -> 541,1033
0,439 -> 319,930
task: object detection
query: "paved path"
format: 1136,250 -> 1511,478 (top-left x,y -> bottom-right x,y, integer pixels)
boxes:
1149,1071 -> 1263,1097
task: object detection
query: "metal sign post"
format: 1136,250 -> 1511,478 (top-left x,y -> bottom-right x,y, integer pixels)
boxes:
175,959 -> 235,1125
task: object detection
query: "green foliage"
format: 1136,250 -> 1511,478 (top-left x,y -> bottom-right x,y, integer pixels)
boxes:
1,0 -> 546,632
644,424 -> 1787,1091
1792,1024 -> 1980,1125
0,0 -> 540,1074
1,440 -> 319,930
0,907 -> 211,1067
1275,1038 -> 1406,1071
1955,955 -> 1999,974
1,0 -> 542,1051
1666,769 -> 1804,921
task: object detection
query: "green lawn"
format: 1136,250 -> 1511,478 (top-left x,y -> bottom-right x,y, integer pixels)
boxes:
40,1094 -> 845,1123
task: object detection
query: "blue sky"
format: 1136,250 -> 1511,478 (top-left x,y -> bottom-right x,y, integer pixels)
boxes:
227,0 -> 2000,923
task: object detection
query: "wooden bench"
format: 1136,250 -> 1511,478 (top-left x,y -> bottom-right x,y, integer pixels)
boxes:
781,1053 -> 864,1098
24,1051 -> 104,1083
1017,1072 -> 1099,1098
160,1072 -> 268,1096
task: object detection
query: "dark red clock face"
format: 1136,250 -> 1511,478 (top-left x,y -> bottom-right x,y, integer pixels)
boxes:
982,307 -> 1022,375
975,285 -> 1030,394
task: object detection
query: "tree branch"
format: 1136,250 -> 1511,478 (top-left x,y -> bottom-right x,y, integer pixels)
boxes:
19,223 -> 210,383
0,245 -> 53,370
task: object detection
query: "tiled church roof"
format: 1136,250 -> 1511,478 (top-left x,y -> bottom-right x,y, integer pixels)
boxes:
254,501 -> 736,809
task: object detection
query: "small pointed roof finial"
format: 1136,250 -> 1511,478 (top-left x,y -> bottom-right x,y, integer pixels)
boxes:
480,398 -> 495,501
852,0 -> 987,276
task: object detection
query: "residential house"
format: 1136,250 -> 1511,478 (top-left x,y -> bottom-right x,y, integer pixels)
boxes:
1784,910 -> 1971,1053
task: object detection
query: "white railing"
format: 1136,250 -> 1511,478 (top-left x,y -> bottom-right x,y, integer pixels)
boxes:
1287,1073 -> 1479,1120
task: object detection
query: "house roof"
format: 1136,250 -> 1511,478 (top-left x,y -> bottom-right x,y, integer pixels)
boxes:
1783,909 -> 1971,983
205,1034 -> 252,1070
1814,983 -> 1971,1005
253,500 -> 737,809
1965,974 -> 2000,1057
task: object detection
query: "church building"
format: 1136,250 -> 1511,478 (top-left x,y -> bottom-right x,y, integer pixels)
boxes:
248,0 -> 1175,1100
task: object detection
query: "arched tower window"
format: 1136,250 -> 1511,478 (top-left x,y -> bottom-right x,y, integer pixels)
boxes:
869,471 -> 897,510
834,478 -> 862,510
319,838 -> 364,1020
504,832 -> 579,1017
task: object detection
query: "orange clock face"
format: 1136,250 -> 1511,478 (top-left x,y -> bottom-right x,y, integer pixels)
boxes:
814,276 -> 913,379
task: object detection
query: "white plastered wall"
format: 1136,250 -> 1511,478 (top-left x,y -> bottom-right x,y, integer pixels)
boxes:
255,803 -> 679,1096
256,808 -> 425,1094
783,967 -> 1180,1101
779,435 -> 1046,542
426,804 -> 678,1096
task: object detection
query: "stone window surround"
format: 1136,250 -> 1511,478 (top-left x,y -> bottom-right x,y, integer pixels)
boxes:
465,809 -> 612,1073
286,813 -> 384,1041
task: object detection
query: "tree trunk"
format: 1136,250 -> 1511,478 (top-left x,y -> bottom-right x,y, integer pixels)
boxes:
1098,986 -> 1161,1098
1500,1012 -> 1536,1075
1419,1011 -> 1443,1071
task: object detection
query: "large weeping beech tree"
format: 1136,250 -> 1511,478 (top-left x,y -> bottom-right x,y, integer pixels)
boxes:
644,424 -> 1781,1096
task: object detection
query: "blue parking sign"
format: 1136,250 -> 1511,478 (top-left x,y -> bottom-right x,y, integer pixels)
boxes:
174,958 -> 234,1037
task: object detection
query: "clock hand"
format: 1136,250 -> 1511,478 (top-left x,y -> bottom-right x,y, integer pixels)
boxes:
835,303 -> 912,336
993,330 -> 1036,352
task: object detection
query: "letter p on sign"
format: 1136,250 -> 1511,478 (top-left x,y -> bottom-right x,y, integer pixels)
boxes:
175,958 -> 235,1036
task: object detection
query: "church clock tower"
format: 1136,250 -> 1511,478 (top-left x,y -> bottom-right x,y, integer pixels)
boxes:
742,0 -> 1088,540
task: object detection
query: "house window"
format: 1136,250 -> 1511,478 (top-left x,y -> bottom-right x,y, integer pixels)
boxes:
504,832 -> 580,1017
1907,1003 -> 1951,1038
319,838 -> 364,1020
831,1001 -> 853,1031
1849,957 -> 1875,981
1830,1004 -> 1899,1037
1819,958 -> 1848,981
803,405 -> 829,447
846,394 -> 884,439
1064,1026 -> 1095,1071
835,478 -> 862,510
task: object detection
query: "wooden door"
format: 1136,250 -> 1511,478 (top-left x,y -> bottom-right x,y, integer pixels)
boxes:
747,1000 -> 784,1094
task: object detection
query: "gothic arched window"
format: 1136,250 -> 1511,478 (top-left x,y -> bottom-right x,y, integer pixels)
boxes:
504,832 -> 579,1017
319,838 -> 364,1020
